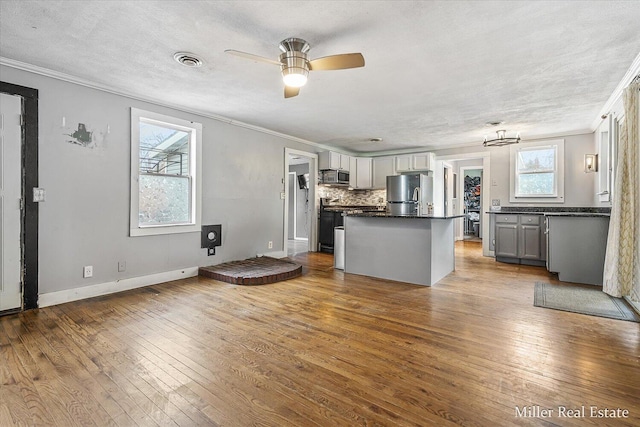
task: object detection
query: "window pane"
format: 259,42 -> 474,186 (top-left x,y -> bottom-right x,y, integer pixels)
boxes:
139,174 -> 191,225
517,172 -> 554,196
517,147 -> 555,173
139,121 -> 190,176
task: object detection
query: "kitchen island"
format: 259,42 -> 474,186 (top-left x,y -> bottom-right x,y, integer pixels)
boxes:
344,213 -> 465,286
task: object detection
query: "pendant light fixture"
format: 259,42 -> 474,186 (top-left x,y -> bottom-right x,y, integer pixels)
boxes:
483,123 -> 521,147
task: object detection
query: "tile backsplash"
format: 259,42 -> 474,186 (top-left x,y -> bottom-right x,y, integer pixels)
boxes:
318,186 -> 386,206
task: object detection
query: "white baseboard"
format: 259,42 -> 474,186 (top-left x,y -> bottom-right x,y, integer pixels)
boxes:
38,267 -> 199,308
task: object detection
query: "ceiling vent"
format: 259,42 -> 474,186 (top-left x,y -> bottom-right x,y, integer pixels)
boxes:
173,52 -> 203,68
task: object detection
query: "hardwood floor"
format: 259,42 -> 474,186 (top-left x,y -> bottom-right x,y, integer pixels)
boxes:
1,241 -> 639,426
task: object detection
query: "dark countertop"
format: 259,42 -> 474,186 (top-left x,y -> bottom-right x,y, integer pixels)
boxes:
486,207 -> 610,217
346,212 -> 466,219
487,211 -> 545,215
322,205 -> 383,212
544,212 -> 610,217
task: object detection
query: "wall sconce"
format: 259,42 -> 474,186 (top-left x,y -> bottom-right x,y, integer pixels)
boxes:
584,154 -> 598,173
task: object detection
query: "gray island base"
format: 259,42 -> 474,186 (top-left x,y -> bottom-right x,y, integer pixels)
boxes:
344,214 -> 463,286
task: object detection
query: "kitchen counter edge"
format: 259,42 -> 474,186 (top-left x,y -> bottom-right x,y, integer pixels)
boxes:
486,211 -> 610,217
345,212 -> 466,219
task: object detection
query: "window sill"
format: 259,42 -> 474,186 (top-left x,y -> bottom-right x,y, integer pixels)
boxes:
130,223 -> 200,237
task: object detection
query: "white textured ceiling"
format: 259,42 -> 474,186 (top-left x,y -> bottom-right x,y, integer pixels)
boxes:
1,1 -> 639,153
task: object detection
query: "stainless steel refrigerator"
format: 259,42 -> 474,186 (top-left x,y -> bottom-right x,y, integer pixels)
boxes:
386,174 -> 434,215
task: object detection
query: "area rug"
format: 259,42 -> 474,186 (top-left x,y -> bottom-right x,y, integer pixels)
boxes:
199,257 -> 302,285
534,283 -> 640,322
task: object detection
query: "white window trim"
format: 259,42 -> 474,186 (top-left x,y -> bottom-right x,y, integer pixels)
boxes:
130,108 -> 202,236
509,139 -> 565,203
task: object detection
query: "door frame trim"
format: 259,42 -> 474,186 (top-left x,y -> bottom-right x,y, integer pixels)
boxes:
1,81 -> 39,310
284,148 -> 318,256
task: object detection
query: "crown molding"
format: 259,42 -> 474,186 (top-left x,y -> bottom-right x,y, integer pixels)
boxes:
0,56 -> 337,151
590,51 -> 640,131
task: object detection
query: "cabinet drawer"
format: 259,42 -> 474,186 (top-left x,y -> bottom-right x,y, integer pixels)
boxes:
495,214 -> 518,224
520,215 -> 541,225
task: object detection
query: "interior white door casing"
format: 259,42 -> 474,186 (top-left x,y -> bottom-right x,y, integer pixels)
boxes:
437,152 -> 491,257
1,93 -> 22,311
283,148 -> 318,256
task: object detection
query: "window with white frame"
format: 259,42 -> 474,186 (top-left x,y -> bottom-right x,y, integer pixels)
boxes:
509,139 -> 564,203
130,108 -> 202,236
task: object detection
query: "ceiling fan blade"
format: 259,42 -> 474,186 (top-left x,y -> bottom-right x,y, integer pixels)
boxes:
284,86 -> 300,98
308,53 -> 365,71
224,49 -> 281,66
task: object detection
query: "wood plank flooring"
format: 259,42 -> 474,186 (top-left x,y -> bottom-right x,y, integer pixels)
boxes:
1,241 -> 639,426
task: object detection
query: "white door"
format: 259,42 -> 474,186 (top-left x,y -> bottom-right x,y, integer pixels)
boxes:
0,94 -> 22,311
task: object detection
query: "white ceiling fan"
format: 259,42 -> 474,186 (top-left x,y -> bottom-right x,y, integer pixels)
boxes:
225,37 -> 365,98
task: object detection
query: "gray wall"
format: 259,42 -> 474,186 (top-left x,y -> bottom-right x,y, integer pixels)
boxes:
1,65 -> 319,295
434,133 -> 598,207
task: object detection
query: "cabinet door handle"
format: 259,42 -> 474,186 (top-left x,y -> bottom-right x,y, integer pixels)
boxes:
596,191 -> 609,195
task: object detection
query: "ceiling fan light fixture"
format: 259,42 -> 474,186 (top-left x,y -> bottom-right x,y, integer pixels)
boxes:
282,68 -> 308,87
226,36 -> 364,98
280,49 -> 309,88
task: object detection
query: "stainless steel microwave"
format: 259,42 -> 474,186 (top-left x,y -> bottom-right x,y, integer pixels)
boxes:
322,169 -> 350,185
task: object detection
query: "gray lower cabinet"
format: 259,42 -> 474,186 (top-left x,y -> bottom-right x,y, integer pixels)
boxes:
495,214 -> 545,266
546,215 -> 609,285
495,223 -> 518,258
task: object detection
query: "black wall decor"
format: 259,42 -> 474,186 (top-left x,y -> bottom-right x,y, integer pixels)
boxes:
201,224 -> 222,256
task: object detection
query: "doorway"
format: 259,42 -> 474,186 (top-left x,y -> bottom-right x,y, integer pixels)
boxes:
436,152 -> 490,257
0,81 -> 39,313
283,148 -> 318,257
461,168 -> 482,242
287,168 -> 310,256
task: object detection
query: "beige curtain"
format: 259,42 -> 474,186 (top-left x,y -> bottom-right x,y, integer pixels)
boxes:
603,79 -> 640,301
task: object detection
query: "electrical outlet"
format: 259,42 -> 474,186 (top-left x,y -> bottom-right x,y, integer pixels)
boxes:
268,241 -> 273,249
32,187 -> 46,202
83,265 -> 93,278
118,261 -> 126,272
280,192 -> 286,200
491,199 -> 500,206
